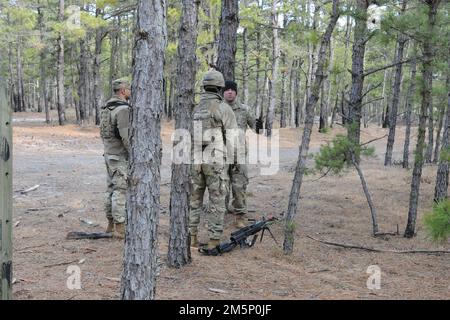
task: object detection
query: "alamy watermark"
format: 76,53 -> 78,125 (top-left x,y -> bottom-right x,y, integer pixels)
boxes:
170,127 -> 279,175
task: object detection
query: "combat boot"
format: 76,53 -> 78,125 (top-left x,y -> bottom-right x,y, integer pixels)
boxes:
235,215 -> 247,229
206,239 -> 220,250
106,218 -> 114,233
113,223 -> 126,239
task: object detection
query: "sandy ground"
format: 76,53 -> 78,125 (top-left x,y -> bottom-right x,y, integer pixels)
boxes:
9,110 -> 450,300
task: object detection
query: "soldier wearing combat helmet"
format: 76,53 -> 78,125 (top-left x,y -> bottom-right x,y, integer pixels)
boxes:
189,70 -> 238,252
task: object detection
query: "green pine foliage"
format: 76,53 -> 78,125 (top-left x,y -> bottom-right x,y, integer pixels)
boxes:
314,134 -> 375,175
424,200 -> 450,244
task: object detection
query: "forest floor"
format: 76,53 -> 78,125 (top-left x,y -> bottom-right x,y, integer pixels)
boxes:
10,110 -> 450,300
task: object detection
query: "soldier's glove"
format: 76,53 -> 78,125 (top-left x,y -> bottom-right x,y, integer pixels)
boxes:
255,118 -> 263,134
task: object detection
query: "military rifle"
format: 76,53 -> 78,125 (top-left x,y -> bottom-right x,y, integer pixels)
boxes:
199,216 -> 278,256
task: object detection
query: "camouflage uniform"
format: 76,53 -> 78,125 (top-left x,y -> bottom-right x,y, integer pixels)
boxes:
226,100 -> 256,216
189,91 -> 238,241
100,95 -> 130,224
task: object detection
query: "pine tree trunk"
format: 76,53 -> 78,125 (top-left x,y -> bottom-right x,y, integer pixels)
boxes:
216,0 -> 239,81
167,0 -> 199,268
289,60 -> 296,128
385,2 -> 407,166
242,27 -> 249,106
121,0 -> 166,300
255,30 -> 261,117
283,0 -> 340,255
434,47 -> 450,203
109,18 -> 120,96
16,41 -> 26,112
93,9 -> 104,126
433,104 -> 444,164
351,154 -> 379,235
404,0 -> 440,238
78,38 -> 89,123
347,0 -> 369,159
280,52 -> 287,128
266,0 -> 280,137
56,0 -> 66,125
425,93 -> 435,163
295,68 -> 301,127
403,51 -> 417,169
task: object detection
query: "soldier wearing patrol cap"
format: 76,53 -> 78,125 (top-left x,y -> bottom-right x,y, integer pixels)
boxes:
222,80 -> 262,228
189,70 -> 238,252
100,79 -> 131,239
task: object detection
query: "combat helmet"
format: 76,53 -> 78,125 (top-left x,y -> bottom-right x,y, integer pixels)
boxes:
202,69 -> 225,88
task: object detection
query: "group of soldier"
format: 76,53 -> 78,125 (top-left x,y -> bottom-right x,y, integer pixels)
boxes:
99,70 -> 262,254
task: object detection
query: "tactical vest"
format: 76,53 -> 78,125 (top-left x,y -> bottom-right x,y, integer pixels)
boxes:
100,100 -> 129,140
193,94 -> 224,147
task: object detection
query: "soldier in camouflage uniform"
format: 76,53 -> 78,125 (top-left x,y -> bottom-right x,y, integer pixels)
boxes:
189,70 -> 238,251
223,81 -> 262,228
100,79 -> 131,239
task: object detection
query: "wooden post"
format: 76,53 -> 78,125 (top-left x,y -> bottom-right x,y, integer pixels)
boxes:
0,76 -> 13,300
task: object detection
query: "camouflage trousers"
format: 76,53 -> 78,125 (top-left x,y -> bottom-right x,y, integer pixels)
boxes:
226,163 -> 249,215
189,163 -> 229,240
230,164 -> 248,215
104,154 -> 127,224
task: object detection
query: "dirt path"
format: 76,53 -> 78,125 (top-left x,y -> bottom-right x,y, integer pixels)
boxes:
10,112 -> 450,300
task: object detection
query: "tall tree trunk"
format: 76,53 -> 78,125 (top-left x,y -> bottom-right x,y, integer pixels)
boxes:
403,49 -> 417,169
347,0 -> 369,160
216,0 -> 239,81
78,38 -> 89,123
109,18 -> 120,96
16,40 -> 26,112
283,0 -> 340,255
255,30 -> 261,117
289,59 -> 296,128
242,27 -> 249,106
404,0 -> 440,238
295,68 -> 301,127
266,0 -> 280,137
425,90 -> 435,163
38,6 -> 49,122
93,8 -> 105,126
433,104 -> 444,164
168,0 -> 199,268
121,0 -> 166,300
434,46 -> 450,203
56,0 -> 66,125
385,2 -> 408,166
280,52 -> 287,128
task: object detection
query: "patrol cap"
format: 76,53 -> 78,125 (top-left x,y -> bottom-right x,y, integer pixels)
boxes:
112,79 -> 131,91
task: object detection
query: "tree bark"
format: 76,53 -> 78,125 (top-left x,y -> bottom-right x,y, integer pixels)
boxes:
352,154 -> 379,235
93,8 -> 105,126
242,27 -> 249,106
56,0 -> 66,125
403,50 -> 417,169
433,103 -> 444,164
347,0 -> 369,153
121,0 -> 166,300
404,0 -> 441,238
283,0 -> 340,255
434,46 -> 450,203
385,2 -> 407,166
266,0 -> 280,137
216,0 -> 239,81
78,38 -> 90,124
280,52 -> 287,128
167,0 -> 199,268
16,40 -> 26,112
